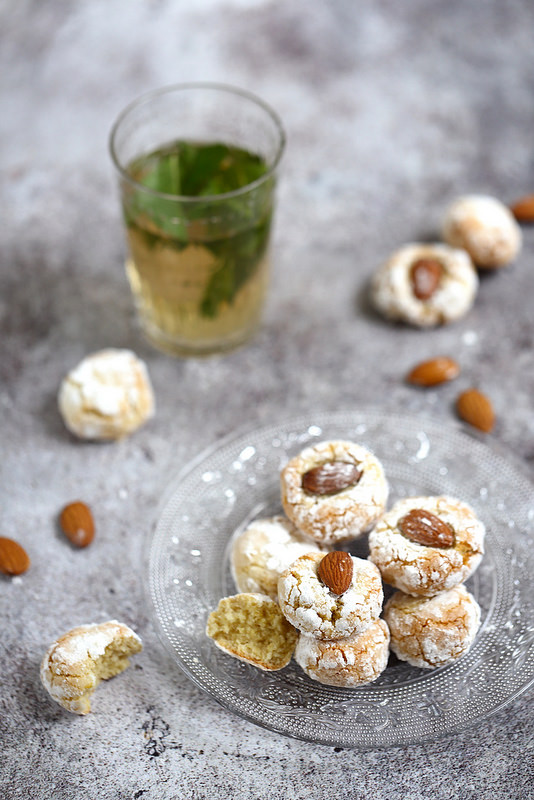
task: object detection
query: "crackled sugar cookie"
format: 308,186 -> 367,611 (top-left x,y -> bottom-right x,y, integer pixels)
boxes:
277,551 -> 383,641
295,619 -> 390,687
442,194 -> 521,269
206,593 -> 298,671
40,620 -> 143,714
58,348 -> 155,440
368,496 -> 485,597
280,440 -> 388,545
231,515 -> 327,601
384,585 -> 481,669
371,243 -> 478,327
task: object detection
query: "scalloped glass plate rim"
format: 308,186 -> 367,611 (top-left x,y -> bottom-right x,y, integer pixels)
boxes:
147,409 -> 534,749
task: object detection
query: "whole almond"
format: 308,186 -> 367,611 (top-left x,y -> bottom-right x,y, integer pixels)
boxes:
407,356 -> 460,387
456,388 -> 495,433
317,551 -> 354,595
0,537 -> 30,575
59,501 -> 95,547
301,461 -> 362,495
410,258 -> 443,300
510,195 -> 534,224
398,509 -> 455,548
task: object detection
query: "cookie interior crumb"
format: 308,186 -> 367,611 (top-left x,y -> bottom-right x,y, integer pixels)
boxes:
206,593 -> 298,671
41,622 -> 143,714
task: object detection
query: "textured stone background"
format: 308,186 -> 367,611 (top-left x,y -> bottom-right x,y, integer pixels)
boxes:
1,1 -> 533,798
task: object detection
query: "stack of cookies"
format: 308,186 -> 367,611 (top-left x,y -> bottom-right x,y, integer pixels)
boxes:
206,439 -> 485,686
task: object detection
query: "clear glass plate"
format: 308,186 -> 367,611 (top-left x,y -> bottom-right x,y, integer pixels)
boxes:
147,411 -> 534,748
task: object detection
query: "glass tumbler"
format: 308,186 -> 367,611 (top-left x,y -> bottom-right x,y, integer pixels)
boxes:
109,83 -> 285,356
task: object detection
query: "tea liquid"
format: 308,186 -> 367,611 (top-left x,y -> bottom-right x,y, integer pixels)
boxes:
123,140 -> 273,354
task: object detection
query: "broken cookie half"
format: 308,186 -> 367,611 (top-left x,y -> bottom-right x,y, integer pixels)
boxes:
206,593 -> 298,671
40,620 -> 142,714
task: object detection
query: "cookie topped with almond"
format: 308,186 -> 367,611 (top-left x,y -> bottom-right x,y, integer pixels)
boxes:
368,495 -> 485,597
371,242 -> 478,327
277,552 -> 383,641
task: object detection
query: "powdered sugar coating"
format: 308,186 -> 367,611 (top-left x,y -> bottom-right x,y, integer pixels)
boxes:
278,552 -> 383,640
368,495 -> 485,597
40,620 -> 142,714
58,348 -> 155,440
295,619 -> 390,687
231,515 -> 327,600
280,440 -> 388,545
384,585 -> 481,669
371,242 -> 478,327
442,194 -> 521,268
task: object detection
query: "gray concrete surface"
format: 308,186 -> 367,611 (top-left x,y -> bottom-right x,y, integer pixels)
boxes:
1,1 -> 533,798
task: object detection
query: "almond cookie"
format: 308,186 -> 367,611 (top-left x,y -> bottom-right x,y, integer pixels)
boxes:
384,585 -> 481,669
231,515 -> 328,601
371,243 -> 478,327
295,619 -> 390,687
58,348 -> 155,440
368,495 -> 485,597
40,620 -> 142,714
277,552 -> 383,640
206,593 -> 298,671
442,194 -> 521,269
280,440 -> 388,545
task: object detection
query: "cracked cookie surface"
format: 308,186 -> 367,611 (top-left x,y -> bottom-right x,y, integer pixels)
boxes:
442,194 -> 521,269
277,552 -> 383,640
231,515 -> 327,601
371,243 -> 478,327
58,348 -> 155,440
368,495 -> 485,597
295,619 -> 390,687
280,440 -> 388,545
384,585 -> 481,668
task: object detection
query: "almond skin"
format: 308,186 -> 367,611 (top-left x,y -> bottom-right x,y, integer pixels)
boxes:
407,356 -> 460,387
456,388 -> 495,433
59,501 -> 95,548
301,461 -> 362,496
398,509 -> 455,548
410,258 -> 443,300
510,195 -> 534,224
0,537 -> 30,575
317,551 -> 354,595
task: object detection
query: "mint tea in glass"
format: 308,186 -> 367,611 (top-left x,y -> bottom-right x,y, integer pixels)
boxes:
110,84 -> 285,356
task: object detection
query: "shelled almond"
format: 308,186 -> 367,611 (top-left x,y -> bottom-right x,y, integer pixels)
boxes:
510,195 -> 534,224
456,389 -> 495,433
59,501 -> 95,548
0,537 -> 30,575
407,356 -> 460,387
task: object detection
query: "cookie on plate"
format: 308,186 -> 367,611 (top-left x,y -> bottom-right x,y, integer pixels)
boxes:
371,243 -> 478,327
384,585 -> 481,669
231,515 -> 327,601
295,619 -> 390,687
280,440 -> 388,545
368,495 -> 485,597
40,620 -> 142,714
277,552 -> 383,641
206,593 -> 298,671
